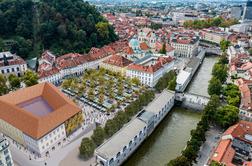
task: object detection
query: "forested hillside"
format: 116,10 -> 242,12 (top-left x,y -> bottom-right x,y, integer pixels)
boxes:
0,0 -> 118,59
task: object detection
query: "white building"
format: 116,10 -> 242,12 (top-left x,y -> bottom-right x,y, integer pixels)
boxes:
200,28 -> 228,44
172,12 -> 198,24
0,136 -> 13,166
230,23 -> 252,33
227,46 -> 248,63
126,55 -> 174,87
38,51 -> 112,84
0,52 -> 27,77
176,56 -> 203,92
170,33 -> 199,58
0,83 -> 83,157
95,90 -> 175,166
230,5 -> 243,19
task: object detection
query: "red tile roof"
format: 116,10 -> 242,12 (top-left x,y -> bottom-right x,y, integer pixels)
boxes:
210,139 -> 235,166
0,55 -> 26,67
243,161 -> 252,166
0,83 -> 81,139
103,54 -> 132,67
223,121 -> 252,143
140,42 -> 149,50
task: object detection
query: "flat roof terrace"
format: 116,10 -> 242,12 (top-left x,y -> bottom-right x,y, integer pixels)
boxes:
18,97 -> 53,117
136,55 -> 158,66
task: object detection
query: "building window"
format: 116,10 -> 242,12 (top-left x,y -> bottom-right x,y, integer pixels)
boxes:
116,152 -> 121,158
123,146 -> 127,152
7,69 -> 9,73
12,68 -> 14,72
5,155 -> 10,161
109,158 -> 114,165
139,131 -> 142,135
4,149 -> 9,155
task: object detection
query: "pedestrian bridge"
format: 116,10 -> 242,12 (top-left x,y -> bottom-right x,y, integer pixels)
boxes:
175,92 -> 210,110
205,48 -> 222,56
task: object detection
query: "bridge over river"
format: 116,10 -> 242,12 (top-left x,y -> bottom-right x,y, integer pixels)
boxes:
123,55 -> 218,166
174,48 -> 220,109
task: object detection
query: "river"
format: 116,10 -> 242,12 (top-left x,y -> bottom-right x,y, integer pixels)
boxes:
123,107 -> 201,166
123,56 -> 218,166
186,56 -> 219,97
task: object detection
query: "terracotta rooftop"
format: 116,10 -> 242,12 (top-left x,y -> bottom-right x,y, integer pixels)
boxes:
0,83 -> 81,139
140,42 -> 149,50
103,54 -> 132,67
210,139 -> 235,166
223,121 -> 252,143
0,52 -> 26,68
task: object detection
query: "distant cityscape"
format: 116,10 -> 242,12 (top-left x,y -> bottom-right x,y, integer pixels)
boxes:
0,0 -> 251,166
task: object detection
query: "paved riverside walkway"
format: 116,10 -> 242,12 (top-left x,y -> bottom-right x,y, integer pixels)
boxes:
194,126 -> 222,166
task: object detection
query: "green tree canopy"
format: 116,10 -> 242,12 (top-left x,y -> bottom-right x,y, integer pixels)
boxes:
0,74 -> 8,95
214,105 -> 239,128
167,156 -> 190,166
22,70 -> 38,87
248,48 -> 252,55
220,40 -> 231,52
8,74 -> 21,90
0,0 -> 118,58
79,138 -> 95,159
212,63 -> 228,83
91,126 -> 105,146
159,43 -> 167,54
208,77 -> 222,96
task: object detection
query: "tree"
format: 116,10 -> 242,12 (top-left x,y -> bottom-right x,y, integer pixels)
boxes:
214,105 -> 239,128
182,145 -> 198,162
168,77 -> 176,91
204,95 -> 220,121
0,74 -> 8,95
212,63 -> 227,83
210,161 -> 225,166
88,88 -> 95,101
62,79 -> 72,89
91,126 -> 105,146
8,74 -> 21,90
132,77 -> 141,86
0,0 -> 118,59
79,138 -> 95,159
208,77 -> 222,96
220,40 -> 230,52
22,70 -> 38,87
227,96 -> 240,107
118,82 -> 124,96
98,93 -> 105,105
159,43 -> 167,54
95,22 -> 110,45
104,119 -> 118,138
249,48 -> 252,56
218,53 -> 228,64
167,156 -> 190,166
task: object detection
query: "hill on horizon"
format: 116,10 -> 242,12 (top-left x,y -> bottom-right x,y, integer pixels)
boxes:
0,0 -> 118,59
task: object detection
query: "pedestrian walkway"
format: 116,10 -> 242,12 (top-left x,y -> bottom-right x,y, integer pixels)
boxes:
194,126 -> 222,166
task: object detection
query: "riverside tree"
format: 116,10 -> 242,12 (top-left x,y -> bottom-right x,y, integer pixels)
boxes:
79,138 -> 95,159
